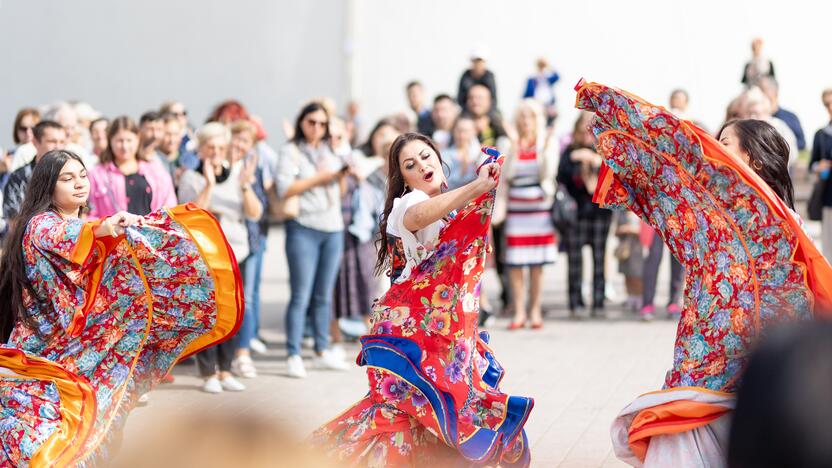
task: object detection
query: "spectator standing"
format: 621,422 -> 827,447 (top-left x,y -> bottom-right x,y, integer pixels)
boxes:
557,112 -> 613,317
759,77 -> 806,151
523,58 -> 560,126
741,37 -> 775,87
809,88 -> 832,263
458,47 -> 497,113
178,122 -> 262,393
275,102 -> 351,378
500,100 -> 559,330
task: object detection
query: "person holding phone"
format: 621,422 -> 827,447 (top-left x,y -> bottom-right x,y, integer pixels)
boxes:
275,102 -> 352,378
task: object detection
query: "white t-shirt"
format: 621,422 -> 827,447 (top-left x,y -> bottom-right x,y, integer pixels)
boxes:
386,189 -> 446,282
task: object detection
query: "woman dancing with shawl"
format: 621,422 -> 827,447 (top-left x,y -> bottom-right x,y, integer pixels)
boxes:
574,80 -> 832,467
313,133 -> 534,467
0,150 -> 243,466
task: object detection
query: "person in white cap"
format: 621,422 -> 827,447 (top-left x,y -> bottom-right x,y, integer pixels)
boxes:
458,46 -> 497,113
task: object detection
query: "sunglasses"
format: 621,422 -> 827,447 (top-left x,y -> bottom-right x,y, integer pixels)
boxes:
304,119 -> 328,128
17,125 -> 33,132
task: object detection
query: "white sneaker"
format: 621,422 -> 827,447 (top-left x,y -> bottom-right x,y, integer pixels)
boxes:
314,348 -> 351,371
231,355 -> 258,378
330,344 -> 347,361
137,393 -> 150,405
287,355 -> 307,378
249,338 -> 268,355
338,317 -> 368,338
202,377 -> 223,394
220,375 -> 246,392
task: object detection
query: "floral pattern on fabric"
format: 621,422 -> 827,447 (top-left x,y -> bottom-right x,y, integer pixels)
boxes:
1,206 -> 237,466
575,81 -> 820,392
313,157 -> 533,467
0,379 -> 61,464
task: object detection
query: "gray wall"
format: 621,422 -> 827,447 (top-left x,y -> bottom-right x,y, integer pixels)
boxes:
0,0 -> 348,149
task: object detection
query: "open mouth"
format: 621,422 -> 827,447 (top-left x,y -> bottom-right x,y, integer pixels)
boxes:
423,170 -> 434,182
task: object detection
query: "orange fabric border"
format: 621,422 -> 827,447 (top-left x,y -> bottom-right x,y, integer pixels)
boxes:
0,348 -> 97,466
165,203 -> 245,358
628,400 -> 731,462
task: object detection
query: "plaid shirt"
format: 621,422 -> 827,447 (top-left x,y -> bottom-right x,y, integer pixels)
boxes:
3,161 -> 34,222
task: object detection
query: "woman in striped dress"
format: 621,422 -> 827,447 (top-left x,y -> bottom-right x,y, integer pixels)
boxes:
500,99 -> 559,329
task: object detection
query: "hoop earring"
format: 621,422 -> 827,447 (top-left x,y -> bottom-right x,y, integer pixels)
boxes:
752,159 -> 763,171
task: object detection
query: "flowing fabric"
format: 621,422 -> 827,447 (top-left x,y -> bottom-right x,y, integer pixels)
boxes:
312,153 -> 534,467
573,79 -> 832,466
0,203 -> 243,466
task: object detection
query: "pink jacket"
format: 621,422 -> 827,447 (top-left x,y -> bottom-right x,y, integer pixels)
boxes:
87,159 -> 177,218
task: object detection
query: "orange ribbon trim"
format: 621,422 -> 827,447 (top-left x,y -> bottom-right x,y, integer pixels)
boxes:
0,348 -> 97,466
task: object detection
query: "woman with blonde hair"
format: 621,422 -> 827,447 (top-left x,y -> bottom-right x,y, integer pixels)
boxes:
499,99 -> 559,329
178,121 -> 262,393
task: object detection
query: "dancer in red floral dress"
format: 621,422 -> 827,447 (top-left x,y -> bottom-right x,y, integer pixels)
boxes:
0,150 -> 243,466
574,80 -> 832,467
313,134 -> 534,467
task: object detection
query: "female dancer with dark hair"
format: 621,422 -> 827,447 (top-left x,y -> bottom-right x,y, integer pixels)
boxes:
573,80 -> 832,467
0,150 -> 242,465
313,133 -> 534,467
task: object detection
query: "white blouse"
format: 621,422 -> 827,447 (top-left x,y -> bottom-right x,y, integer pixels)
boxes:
386,189 -> 446,282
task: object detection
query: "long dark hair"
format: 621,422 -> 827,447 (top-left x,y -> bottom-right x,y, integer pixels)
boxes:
374,133 -> 445,276
291,102 -> 331,145
0,150 -> 87,341
718,119 -> 795,210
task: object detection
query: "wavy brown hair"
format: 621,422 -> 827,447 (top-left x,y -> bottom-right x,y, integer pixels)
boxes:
374,133 -> 446,276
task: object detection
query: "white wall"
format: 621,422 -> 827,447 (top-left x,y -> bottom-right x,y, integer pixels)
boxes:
351,0 -> 832,142
2,0 -> 831,151
0,0 -> 348,149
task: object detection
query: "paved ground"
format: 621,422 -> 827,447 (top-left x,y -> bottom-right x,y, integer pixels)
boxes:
120,225 -> 687,467
122,211 -> 825,467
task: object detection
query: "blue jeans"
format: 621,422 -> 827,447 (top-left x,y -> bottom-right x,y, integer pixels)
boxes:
285,220 -> 343,356
238,238 -> 266,350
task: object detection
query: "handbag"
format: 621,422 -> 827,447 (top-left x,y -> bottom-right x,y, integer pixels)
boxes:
808,175 -> 827,222
551,183 -> 577,233
272,144 -> 301,222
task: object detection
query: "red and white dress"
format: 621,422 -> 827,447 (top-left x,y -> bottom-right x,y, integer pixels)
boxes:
504,147 -> 557,266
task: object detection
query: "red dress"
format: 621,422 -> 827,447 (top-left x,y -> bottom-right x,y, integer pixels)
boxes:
313,156 -> 534,467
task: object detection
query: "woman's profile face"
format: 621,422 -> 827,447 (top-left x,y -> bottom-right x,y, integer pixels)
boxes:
719,124 -> 750,164
52,158 -> 89,213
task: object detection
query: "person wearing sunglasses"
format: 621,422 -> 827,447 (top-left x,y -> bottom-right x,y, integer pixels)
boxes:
275,101 -> 353,378
3,109 -> 41,183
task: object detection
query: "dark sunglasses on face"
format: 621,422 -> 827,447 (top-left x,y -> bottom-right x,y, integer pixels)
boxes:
17,125 -> 33,132
304,119 -> 328,128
